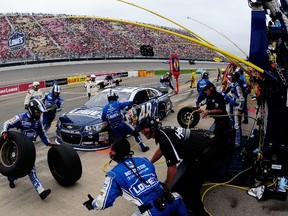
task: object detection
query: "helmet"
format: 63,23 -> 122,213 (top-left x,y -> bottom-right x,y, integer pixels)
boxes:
202,71 -> 209,79
110,138 -> 134,161
136,116 -> 160,132
52,85 -> 61,97
27,98 -> 46,120
52,85 -> 61,93
231,71 -> 240,82
32,81 -> 40,86
90,74 -> 96,81
107,90 -> 119,102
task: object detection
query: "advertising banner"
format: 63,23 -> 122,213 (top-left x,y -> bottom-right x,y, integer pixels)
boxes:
67,76 -> 86,85
46,78 -> 68,87
0,85 -> 19,96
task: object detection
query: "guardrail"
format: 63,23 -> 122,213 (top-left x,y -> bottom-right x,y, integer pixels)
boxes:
0,69 -> 155,96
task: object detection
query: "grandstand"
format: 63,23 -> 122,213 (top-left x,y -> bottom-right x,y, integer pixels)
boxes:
0,13 -> 220,66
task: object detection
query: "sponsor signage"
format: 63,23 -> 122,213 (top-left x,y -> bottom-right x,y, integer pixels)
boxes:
8,31 -> 26,56
0,85 -> 19,96
67,76 -> 87,85
46,78 -> 68,87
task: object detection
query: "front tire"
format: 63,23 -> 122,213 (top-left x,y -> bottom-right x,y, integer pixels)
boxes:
177,106 -> 200,128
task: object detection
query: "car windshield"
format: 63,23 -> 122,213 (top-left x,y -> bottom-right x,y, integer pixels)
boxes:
85,91 -> 132,108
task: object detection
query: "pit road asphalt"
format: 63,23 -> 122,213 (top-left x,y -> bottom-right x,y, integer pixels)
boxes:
0,62 -> 287,216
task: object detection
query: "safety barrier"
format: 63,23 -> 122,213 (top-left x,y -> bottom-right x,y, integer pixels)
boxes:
0,69 -> 154,96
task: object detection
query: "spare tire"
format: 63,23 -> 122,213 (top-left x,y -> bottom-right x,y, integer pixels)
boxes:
0,131 -> 36,178
177,106 -> 200,128
48,144 -> 82,186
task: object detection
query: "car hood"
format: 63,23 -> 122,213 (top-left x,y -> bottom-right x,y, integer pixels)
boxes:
59,106 -> 104,126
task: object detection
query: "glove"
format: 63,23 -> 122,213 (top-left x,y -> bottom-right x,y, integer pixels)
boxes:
2,132 -> 8,140
83,194 -> 94,211
24,104 -> 28,110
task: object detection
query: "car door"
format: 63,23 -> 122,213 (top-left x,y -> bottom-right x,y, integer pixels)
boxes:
132,89 -> 157,122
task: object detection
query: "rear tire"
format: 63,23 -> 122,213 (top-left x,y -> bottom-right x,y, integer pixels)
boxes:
177,106 -> 200,128
48,144 -> 82,186
0,131 -> 36,178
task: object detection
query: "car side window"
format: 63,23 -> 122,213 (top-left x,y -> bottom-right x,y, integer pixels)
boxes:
133,90 -> 149,104
147,89 -> 158,99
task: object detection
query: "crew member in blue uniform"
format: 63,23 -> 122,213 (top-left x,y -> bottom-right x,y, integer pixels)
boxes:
223,71 -> 245,147
136,117 -> 219,216
159,72 -> 175,93
102,90 -> 149,152
83,138 -> 188,215
43,84 -> 64,131
196,71 -> 210,108
1,98 -> 56,200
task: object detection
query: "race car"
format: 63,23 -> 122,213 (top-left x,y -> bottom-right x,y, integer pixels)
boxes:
97,74 -> 122,89
55,86 -> 173,151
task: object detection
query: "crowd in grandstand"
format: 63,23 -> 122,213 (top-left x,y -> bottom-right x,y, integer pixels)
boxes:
0,13 -> 217,64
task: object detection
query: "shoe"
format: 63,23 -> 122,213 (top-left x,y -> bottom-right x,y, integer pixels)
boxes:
39,189 -> 51,200
235,143 -> 241,148
9,181 -> 15,189
141,146 -> 150,152
243,120 -> 248,124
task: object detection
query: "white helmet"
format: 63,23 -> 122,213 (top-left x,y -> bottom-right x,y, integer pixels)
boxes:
90,74 -> 96,78
32,81 -> 40,86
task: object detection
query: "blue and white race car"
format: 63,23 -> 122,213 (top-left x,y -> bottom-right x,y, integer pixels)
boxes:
55,86 -> 173,150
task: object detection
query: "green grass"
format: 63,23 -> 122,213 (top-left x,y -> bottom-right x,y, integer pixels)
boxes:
153,69 -> 216,75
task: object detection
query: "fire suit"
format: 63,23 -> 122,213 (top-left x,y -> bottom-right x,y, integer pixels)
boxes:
153,126 -> 218,216
24,88 -> 44,108
102,100 -> 146,150
85,79 -> 98,99
43,91 -> 64,131
224,81 -> 245,147
91,157 -> 188,215
1,112 -> 51,195
196,78 -> 210,107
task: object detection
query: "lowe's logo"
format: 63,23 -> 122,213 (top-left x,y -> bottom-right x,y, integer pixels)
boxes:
8,31 -> 26,49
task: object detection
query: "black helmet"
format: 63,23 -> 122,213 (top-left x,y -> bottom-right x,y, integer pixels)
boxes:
136,116 -> 160,132
110,138 -> 134,161
107,90 -> 119,102
27,98 -> 47,120
202,71 -> 209,79
231,71 -> 240,82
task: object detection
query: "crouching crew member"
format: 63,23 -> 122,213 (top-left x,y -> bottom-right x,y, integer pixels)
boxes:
83,138 -> 188,216
136,117 -> 219,216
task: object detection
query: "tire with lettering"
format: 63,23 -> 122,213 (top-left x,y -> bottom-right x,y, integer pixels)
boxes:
48,144 -> 82,186
177,106 -> 200,128
0,131 -> 36,178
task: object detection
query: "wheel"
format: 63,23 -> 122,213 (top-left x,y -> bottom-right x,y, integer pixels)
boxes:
158,103 -> 166,120
177,106 -> 200,128
99,82 -> 105,89
48,144 -> 82,186
0,131 -> 36,178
